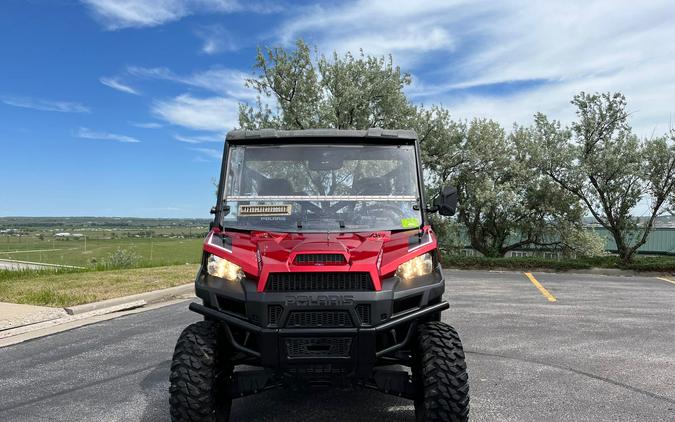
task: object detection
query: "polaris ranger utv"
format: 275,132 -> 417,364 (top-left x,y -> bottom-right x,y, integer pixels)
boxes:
169,129 -> 469,421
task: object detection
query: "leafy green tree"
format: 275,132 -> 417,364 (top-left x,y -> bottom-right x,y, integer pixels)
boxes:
559,228 -> 607,258
414,106 -> 465,188
531,92 -> 675,262
427,214 -> 465,253
240,40 -> 414,130
451,119 -> 583,257
238,40 -> 588,257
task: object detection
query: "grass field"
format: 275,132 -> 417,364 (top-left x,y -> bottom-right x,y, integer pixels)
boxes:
0,235 -> 203,268
0,219 -> 207,306
0,217 -> 209,268
0,264 -> 198,307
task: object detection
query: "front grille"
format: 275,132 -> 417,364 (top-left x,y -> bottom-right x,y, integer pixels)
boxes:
294,254 -> 346,265
286,311 -> 353,328
285,337 -> 353,358
265,272 -> 373,292
355,304 -> 371,325
268,305 -> 283,325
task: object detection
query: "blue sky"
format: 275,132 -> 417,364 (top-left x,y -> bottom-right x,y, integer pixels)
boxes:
1,0 -> 674,218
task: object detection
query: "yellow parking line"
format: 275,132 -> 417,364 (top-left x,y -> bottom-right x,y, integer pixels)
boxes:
524,272 -> 557,302
656,277 -> 675,285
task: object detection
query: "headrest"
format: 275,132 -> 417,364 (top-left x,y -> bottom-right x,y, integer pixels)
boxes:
353,177 -> 388,195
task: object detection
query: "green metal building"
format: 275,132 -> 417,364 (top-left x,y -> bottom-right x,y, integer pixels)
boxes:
593,227 -> 675,256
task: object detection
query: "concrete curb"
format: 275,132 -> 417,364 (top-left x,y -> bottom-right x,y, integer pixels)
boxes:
0,304 -> 68,332
562,268 -> 668,277
63,283 -> 195,315
0,284 -> 195,344
0,300 -> 147,340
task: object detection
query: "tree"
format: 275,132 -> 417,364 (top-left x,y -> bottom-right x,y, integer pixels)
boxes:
451,119 -> 583,257
238,41 -> 587,257
531,92 -> 675,262
414,105 -> 465,188
239,39 -> 464,203
239,40 -> 414,131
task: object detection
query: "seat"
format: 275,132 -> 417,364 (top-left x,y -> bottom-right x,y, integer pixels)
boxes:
258,178 -> 294,196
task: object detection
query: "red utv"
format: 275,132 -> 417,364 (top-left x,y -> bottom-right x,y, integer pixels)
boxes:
169,129 -> 469,421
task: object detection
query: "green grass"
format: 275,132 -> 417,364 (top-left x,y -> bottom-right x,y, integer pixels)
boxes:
0,264 -> 198,307
0,221 -> 206,307
0,236 -> 203,268
441,254 -> 675,273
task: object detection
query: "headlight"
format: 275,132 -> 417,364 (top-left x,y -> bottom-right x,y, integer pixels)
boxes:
207,254 -> 243,282
396,253 -> 434,281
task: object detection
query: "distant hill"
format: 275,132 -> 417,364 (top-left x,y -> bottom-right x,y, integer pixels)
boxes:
0,217 -> 211,229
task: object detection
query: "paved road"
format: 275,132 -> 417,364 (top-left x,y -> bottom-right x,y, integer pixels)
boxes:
0,259 -> 76,271
0,270 -> 674,421
0,259 -> 45,271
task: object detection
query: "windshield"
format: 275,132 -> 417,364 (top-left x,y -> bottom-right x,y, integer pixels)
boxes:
220,144 -> 422,232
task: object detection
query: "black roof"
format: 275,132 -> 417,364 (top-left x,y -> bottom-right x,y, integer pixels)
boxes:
226,128 -> 418,143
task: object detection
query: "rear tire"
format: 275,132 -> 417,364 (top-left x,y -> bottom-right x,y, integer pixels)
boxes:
169,321 -> 232,422
412,321 -> 470,422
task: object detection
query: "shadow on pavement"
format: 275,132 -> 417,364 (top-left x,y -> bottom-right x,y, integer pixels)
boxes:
138,361 -> 416,422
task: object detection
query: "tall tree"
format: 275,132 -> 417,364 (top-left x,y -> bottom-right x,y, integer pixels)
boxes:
239,40 -> 414,131
531,92 -> 675,262
413,105 -> 466,188
238,40 -> 587,256
452,119 -> 583,257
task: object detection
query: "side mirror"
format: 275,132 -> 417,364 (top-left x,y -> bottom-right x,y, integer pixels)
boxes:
431,185 -> 458,216
210,203 -> 230,215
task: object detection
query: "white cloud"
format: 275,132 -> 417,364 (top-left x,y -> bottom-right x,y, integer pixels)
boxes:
153,94 -> 239,131
132,121 -> 163,128
2,96 -> 90,113
431,1 -> 675,136
279,0 -> 675,136
278,0 -> 473,66
127,65 -> 254,99
192,147 -> 223,159
174,133 -> 225,143
196,24 -> 238,54
100,77 -> 140,95
81,0 -> 241,30
114,65 -> 253,136
443,59 -> 675,137
333,27 -> 454,59
76,127 -> 141,143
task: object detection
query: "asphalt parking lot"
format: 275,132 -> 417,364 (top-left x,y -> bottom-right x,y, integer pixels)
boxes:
0,270 -> 673,421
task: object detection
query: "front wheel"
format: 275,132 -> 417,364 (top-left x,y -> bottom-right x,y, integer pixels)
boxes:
169,321 -> 232,422
412,321 -> 470,422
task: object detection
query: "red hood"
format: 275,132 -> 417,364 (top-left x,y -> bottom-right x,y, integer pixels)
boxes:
203,227 -> 437,291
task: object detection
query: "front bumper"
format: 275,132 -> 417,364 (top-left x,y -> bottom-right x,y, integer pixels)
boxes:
193,266 -> 447,376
